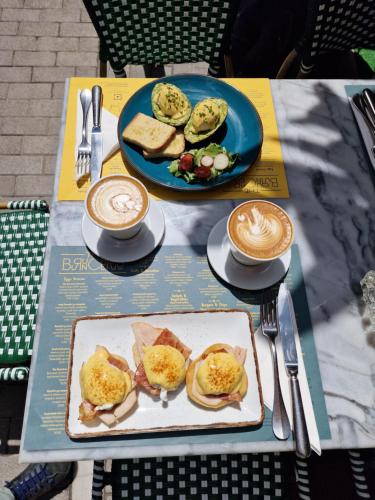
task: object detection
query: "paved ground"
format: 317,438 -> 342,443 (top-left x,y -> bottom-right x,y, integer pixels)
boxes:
0,0 -> 101,205
0,0 -> 207,205
0,0 -> 206,495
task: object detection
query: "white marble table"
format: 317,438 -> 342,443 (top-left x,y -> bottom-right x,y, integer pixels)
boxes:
20,79 -> 375,463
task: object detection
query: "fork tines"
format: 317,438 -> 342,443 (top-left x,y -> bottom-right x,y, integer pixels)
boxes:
75,153 -> 91,182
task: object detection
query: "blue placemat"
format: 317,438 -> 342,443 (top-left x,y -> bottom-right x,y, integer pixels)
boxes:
23,244 -> 330,451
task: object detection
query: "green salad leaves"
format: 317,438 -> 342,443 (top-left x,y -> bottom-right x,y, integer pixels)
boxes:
168,143 -> 239,183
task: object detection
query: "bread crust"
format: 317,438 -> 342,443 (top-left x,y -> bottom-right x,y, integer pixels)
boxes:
123,112 -> 176,153
186,343 -> 248,409
143,131 -> 185,159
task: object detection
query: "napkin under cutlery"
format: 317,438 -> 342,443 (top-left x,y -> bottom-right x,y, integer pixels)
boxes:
255,325 -> 321,455
348,93 -> 375,172
75,89 -> 120,167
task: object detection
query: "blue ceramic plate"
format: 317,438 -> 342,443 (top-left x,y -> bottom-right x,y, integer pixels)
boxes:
117,75 -> 263,191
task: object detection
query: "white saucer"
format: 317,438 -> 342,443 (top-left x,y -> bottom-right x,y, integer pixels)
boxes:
207,217 -> 291,290
82,199 -> 165,263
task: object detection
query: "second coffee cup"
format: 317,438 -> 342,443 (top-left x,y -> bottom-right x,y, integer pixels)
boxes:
85,174 -> 150,239
227,200 -> 294,266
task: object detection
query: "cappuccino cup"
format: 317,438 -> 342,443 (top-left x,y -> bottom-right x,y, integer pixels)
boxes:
85,174 -> 150,239
227,200 -> 294,266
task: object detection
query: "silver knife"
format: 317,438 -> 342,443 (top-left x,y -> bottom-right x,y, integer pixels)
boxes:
90,85 -> 103,183
362,89 -> 375,131
277,283 -> 311,458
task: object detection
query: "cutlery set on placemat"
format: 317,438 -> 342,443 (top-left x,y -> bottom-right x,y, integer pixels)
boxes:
76,86 -> 103,183
261,284 -> 311,458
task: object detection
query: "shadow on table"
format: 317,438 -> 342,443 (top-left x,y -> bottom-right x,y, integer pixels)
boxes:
183,82 -> 375,342
86,244 -> 161,277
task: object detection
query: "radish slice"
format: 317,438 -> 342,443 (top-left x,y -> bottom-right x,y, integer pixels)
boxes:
201,155 -> 214,167
214,153 -> 229,170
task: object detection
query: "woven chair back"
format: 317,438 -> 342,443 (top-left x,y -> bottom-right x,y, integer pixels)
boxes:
0,200 -> 49,382
299,0 -> 375,72
82,0 -> 236,72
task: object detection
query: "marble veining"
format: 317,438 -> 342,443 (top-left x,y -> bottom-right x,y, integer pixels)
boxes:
20,79 -> 375,463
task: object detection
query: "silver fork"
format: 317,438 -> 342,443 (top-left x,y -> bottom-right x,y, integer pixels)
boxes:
75,88 -> 92,182
260,295 -> 291,440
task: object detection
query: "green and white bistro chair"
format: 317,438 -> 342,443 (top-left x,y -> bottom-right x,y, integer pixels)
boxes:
81,0 -> 239,78
0,200 -> 49,383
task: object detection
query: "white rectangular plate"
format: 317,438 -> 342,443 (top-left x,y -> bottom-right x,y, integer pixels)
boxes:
66,310 -> 264,438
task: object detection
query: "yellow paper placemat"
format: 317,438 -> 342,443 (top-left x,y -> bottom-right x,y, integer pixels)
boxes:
58,77 -> 289,201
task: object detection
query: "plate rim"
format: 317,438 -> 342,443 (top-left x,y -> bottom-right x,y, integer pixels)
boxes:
65,309 -> 265,439
117,74 -> 264,192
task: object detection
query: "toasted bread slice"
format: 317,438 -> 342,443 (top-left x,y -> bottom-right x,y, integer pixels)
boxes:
143,131 -> 185,159
122,112 -> 176,153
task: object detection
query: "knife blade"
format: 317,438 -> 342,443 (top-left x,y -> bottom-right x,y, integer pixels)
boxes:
278,283 -> 311,458
90,85 -> 103,183
362,88 -> 375,130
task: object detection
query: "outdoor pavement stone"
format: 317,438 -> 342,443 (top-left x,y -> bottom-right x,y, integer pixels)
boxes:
7,82 -> 52,99
0,175 -> 15,195
0,50 -> 12,65
0,0 -> 24,6
52,82 -> 66,98
40,8 -> 80,22
24,0 -> 62,7
0,66 -> 31,82
0,83 -> 8,97
75,66 -> 97,77
32,66 -> 74,82
1,116 -> 49,135
0,136 -> 22,154
0,21 -> 18,35
14,51 -> 56,66
0,155 -> 43,174
19,21 -> 59,36
60,22 -> 96,37
63,0 -> 83,8
57,51 -> 97,67
0,35 -> 37,50
15,174 -> 54,195
79,37 -> 99,52
22,135 -> 59,154
47,117 -> 62,135
2,8 -> 40,21
43,155 -> 57,174
80,8 -> 91,23
37,36 -> 79,51
0,99 -> 30,116
29,98 -> 62,116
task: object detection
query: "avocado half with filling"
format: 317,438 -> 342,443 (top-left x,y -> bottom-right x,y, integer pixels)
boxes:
152,83 -> 192,126
184,98 -> 228,144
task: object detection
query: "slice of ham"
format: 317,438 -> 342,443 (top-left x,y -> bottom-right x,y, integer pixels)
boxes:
153,329 -> 192,360
220,392 -> 242,402
131,322 -> 162,362
191,345 -> 247,406
233,346 -> 247,365
98,389 -> 138,426
135,363 -> 161,396
79,400 -> 97,422
107,354 -> 129,372
132,324 -> 191,397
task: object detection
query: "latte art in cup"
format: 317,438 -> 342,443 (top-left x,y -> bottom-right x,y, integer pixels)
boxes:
86,175 -> 149,230
228,200 -> 294,261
